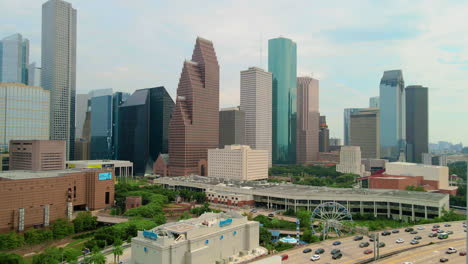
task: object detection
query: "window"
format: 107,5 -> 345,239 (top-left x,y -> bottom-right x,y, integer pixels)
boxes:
105,192 -> 110,204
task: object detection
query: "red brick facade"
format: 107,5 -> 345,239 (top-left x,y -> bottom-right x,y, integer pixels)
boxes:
153,154 -> 169,177
125,196 -> 142,210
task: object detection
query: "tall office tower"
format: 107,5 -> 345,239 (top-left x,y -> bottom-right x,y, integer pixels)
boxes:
350,108 -> 380,159
268,37 -> 297,164
405,85 -> 428,163
296,76 -> 319,164
343,108 -> 364,145
88,89 -> 113,160
369,96 -> 380,108
240,67 -> 272,167
219,107 -> 245,147
319,116 -> 330,152
75,94 -> 88,139
120,87 -> 174,175
379,70 -> 405,161
168,37 -> 219,176
112,92 -> 129,160
42,0 -> 77,160
0,34 -> 29,84
27,62 -> 41,87
0,83 -> 50,152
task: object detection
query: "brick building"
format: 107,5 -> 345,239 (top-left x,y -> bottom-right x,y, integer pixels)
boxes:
9,140 -> 66,171
0,168 -> 114,232
125,196 -> 142,210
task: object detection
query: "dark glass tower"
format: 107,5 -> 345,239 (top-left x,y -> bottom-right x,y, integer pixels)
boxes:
119,87 -> 174,175
90,94 -> 112,159
405,85 -> 428,163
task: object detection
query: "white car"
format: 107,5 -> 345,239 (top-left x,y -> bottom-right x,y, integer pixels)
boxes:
417,226 -> 425,230
447,247 -> 457,254
403,262 -> 414,264
396,238 -> 405,243
311,254 -> 321,261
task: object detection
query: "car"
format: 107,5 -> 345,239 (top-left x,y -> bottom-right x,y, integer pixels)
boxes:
404,262 -> 414,264
444,224 -> 451,227
396,238 -> 405,244
465,229 -> 467,232
405,227 -> 414,232
410,231 -> 418,234
460,251 -> 467,256
268,213 -> 275,218
332,241 -> 342,246
332,253 -> 343,260
414,236 -> 422,240
331,249 -> 341,255
447,231 -> 453,235
410,240 -> 419,245
381,231 -> 391,236
315,248 -> 325,254
310,255 -> 321,261
303,248 -> 312,253
359,242 -> 370,248
364,249 -> 373,254
354,235 -> 364,241
417,226 -> 425,230
463,223 -> 467,228
429,232 -> 438,237
438,233 -> 449,239
432,228 -> 439,231
369,237 -> 375,242
392,229 -> 400,233
378,242 -> 386,248
250,209 -> 257,213
437,229 -> 444,233
440,258 -> 448,262
433,225 -> 440,228
446,247 -> 457,254
281,254 -> 288,261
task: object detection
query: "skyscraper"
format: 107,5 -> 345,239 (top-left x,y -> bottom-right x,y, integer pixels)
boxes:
268,37 -> 297,164
0,33 -> 29,84
405,85 -> 428,163
379,70 -> 405,161
219,107 -> 245,148
169,37 -> 219,176
350,108 -> 380,159
343,108 -> 364,146
41,0 -> 77,160
296,76 -> 319,164
112,92 -> 129,160
88,89 -> 113,160
27,62 -> 41,87
119,87 -> 174,175
369,96 -> 380,108
319,116 -> 330,152
75,94 -> 88,139
240,67 -> 272,166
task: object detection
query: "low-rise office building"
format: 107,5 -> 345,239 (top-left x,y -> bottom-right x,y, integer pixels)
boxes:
131,211 -> 260,264
9,140 -> 66,171
336,146 -> 366,176
66,160 -> 133,179
156,176 -> 449,222
0,168 -> 114,232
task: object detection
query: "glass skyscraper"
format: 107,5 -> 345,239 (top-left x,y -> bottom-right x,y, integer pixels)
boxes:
89,89 -> 113,160
0,33 -> 29,84
406,85 -> 428,163
268,37 -> 297,164
379,70 -> 405,161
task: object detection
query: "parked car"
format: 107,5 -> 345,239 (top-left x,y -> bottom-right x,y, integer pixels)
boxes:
440,258 -> 448,262
396,238 -> 404,243
437,229 -> 445,233
310,255 -> 321,261
405,227 -> 414,232
250,209 -> 257,213
354,235 -> 364,241
315,248 -> 325,254
446,247 -> 457,254
364,249 -> 373,254
331,249 -> 341,255
433,225 -> 440,228
447,231 -> 454,235
432,228 -> 439,231
429,232 -> 438,238
381,231 -> 391,236
303,248 -> 312,253
414,236 -> 422,240
281,254 -> 288,261
378,242 -> 386,248
410,240 -> 419,245
444,224 -> 451,227
333,241 -> 342,246
438,233 -> 449,239
392,229 -> 400,233
404,262 -> 414,264
459,251 -> 467,256
410,231 -> 418,234
359,242 -> 370,248
417,226 -> 425,230
332,253 -> 343,260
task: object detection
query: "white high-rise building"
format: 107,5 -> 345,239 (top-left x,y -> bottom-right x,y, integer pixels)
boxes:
240,67 -> 272,167
208,145 -> 268,181
0,33 -> 29,84
336,146 -> 365,176
369,96 -> 380,108
27,62 -> 41,87
41,0 -> 77,160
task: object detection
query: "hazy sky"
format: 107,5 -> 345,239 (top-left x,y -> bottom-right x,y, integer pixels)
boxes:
1,0 -> 467,145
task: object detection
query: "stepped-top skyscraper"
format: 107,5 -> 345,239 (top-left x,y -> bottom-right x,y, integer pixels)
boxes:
268,37 -> 297,164
168,37 -> 219,176
296,76 -> 319,164
41,0 -> 77,159
406,85 -> 428,163
0,33 -> 29,84
379,70 -> 405,161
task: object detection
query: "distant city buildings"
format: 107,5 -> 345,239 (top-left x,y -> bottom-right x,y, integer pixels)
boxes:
119,87 -> 174,176
319,116 -> 330,152
369,96 -> 380,108
66,160 -> 133,178
296,76 -> 319,164
169,37 -> 219,176
422,153 -> 448,166
240,67 -> 272,167
27,62 -> 41,87
350,108 -> 380,159
208,145 -> 268,181
75,94 -> 88,139
88,89 -> 113,160
330,138 -> 341,146
42,0 -> 77,159
336,146 -> 365,176
219,107 -> 245,147
405,85 -> 428,163
379,70 -> 405,161
343,108 -> 364,146
0,83 -> 50,152
9,140 -> 65,171
0,34 -> 29,84
269,37 -> 297,164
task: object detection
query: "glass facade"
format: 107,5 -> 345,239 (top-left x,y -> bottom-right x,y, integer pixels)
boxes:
0,34 -> 29,84
268,37 -> 297,164
90,95 -> 112,159
405,86 -> 428,163
0,83 -> 50,152
112,92 -> 129,160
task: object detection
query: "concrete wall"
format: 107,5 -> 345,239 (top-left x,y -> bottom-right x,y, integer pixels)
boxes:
386,162 -> 449,189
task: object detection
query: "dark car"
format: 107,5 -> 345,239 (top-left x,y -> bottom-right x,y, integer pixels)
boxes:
433,225 -> 440,228
332,253 -> 343,260
447,231 -> 454,235
440,258 -> 448,262
333,241 -> 342,246
364,249 -> 373,254
444,224 -> 451,227
429,232 -> 438,238
303,248 -> 312,253
405,227 -> 414,232
369,237 -> 375,242
331,249 -> 341,255
381,231 -> 391,236
378,242 -> 386,248
411,240 -> 420,245
354,236 -> 364,241
410,231 -> 418,234
268,213 -> 275,218
414,236 -> 422,240
315,248 -> 325,254
359,242 -> 370,248
392,229 -> 400,233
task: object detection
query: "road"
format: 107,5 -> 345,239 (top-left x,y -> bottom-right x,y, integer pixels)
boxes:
280,221 -> 466,264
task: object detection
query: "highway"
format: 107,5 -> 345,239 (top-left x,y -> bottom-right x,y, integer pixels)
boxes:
280,221 -> 466,264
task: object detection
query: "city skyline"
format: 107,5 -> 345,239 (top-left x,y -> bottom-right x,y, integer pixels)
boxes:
0,0 -> 467,145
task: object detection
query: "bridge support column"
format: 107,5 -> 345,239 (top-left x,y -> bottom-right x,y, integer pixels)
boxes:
360,201 -> 363,214
424,206 -> 427,219
399,203 -> 402,220
411,204 -> 415,222
374,201 -> 377,217
387,202 -> 390,218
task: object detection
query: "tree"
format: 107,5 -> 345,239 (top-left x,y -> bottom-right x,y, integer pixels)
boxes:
301,228 -> 320,243
51,219 -> 75,239
296,210 -> 311,228
90,252 -> 106,264
125,224 -> 138,240
259,227 -> 272,246
0,253 -> 25,264
405,185 -> 425,192
112,245 -> 123,263
153,213 -> 167,225
178,211 -> 192,220
24,228 -> 53,245
73,212 -> 98,233
0,232 -> 25,250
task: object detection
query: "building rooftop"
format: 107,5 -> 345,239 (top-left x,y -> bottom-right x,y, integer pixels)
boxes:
389,162 -> 446,169
67,160 -> 132,164
0,168 -> 105,180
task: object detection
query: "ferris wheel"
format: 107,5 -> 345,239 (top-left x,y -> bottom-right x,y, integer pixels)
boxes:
311,202 -> 353,238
